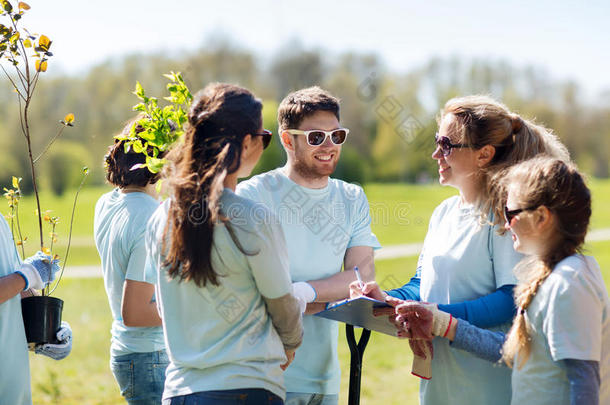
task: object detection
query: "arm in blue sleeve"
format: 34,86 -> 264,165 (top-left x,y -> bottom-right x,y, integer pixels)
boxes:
562,359 -> 600,405
385,252 -> 422,301
437,284 -> 516,328
451,319 -> 506,363
386,274 -> 420,301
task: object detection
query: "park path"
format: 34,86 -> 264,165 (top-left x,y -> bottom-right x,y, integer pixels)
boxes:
65,227 -> 610,278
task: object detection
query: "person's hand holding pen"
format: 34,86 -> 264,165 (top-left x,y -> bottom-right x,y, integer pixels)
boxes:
348,274 -> 387,301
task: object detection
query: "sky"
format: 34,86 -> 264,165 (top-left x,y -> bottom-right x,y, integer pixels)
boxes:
18,0 -> 610,97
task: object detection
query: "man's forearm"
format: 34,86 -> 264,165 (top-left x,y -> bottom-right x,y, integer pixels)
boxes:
0,273 -> 26,304
308,269 -> 359,302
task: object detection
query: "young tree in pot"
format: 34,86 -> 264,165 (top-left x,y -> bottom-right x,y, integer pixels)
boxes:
0,1 -> 86,348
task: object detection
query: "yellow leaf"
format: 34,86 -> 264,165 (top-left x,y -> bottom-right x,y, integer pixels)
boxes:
35,59 -> 47,72
18,2 -> 30,10
23,38 -> 31,48
11,176 -> 19,189
38,34 -> 50,50
9,31 -> 19,44
64,113 -> 75,124
42,247 -> 50,255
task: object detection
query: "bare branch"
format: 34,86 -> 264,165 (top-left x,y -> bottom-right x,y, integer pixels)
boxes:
33,124 -> 66,163
0,64 -> 26,101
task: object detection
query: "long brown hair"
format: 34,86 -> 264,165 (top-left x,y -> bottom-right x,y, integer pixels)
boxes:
162,83 -> 262,287
500,157 -> 591,368
439,95 -> 570,227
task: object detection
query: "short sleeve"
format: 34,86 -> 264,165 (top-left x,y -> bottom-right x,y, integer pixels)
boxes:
245,214 -> 292,299
347,188 -> 381,250
542,270 -> 603,362
490,226 -> 520,288
125,233 -> 152,283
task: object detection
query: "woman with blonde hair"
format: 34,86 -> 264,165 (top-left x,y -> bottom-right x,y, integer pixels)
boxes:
394,156 -> 609,405
352,95 -> 569,405
146,83 -> 303,404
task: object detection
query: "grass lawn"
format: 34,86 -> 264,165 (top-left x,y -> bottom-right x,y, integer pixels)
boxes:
18,180 -> 610,404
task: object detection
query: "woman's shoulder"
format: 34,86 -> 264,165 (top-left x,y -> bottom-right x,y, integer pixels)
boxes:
431,195 -> 461,219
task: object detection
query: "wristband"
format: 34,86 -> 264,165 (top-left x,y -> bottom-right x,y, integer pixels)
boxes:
14,270 -> 29,290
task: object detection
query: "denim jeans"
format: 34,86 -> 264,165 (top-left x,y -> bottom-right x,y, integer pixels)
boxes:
285,392 -> 338,405
110,350 -> 169,405
163,389 -> 283,405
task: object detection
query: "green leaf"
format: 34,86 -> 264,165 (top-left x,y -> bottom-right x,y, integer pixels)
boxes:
146,156 -> 165,173
133,81 -> 145,99
132,102 -> 146,112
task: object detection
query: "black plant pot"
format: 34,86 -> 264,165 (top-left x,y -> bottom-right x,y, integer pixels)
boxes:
21,296 -> 63,345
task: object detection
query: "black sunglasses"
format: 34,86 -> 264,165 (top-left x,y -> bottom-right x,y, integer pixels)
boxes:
253,129 -> 273,149
504,205 -> 539,224
434,133 -> 469,156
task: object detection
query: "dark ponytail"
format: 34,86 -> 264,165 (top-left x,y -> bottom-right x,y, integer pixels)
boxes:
162,83 -> 262,287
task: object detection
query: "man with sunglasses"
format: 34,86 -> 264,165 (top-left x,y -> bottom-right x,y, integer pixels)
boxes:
237,86 -> 380,405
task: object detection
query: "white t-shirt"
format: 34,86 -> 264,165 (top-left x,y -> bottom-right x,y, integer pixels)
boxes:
419,196 -> 521,405
237,168 -> 381,395
148,189 -> 293,400
94,189 -> 165,357
512,255 -> 610,405
0,215 -> 32,405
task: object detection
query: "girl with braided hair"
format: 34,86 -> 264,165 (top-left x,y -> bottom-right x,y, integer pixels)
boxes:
352,95 -> 570,404
145,83 -> 303,405
396,156 -> 609,405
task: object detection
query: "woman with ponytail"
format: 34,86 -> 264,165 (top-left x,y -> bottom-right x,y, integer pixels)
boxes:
145,83 -> 303,405
352,95 -> 570,405
95,118 -> 168,404
395,156 -> 609,405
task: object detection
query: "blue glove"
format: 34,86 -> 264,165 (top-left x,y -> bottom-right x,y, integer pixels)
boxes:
16,251 -> 61,290
35,321 -> 72,360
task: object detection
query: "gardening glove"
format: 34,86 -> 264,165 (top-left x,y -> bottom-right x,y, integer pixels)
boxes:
15,251 -> 60,290
410,339 -> 433,380
394,301 -> 453,380
292,282 -> 317,314
35,321 -> 72,360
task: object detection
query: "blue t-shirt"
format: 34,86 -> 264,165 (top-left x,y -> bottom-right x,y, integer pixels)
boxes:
0,216 -> 32,405
148,189 -> 293,400
94,189 -> 165,357
237,168 -> 381,395
418,196 -> 520,405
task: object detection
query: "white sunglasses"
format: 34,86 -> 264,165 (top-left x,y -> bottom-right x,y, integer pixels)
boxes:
285,128 -> 349,146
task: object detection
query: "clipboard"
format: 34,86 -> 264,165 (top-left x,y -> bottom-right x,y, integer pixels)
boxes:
315,296 -> 397,336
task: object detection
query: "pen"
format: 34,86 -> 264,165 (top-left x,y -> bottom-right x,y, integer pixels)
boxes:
354,266 -> 364,289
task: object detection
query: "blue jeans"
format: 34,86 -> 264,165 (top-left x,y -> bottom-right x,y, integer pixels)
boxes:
285,392 -> 338,405
163,389 -> 283,405
110,350 -> 169,405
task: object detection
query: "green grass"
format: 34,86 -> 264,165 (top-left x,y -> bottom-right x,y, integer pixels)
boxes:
18,180 -> 610,403
4,185 -> 111,266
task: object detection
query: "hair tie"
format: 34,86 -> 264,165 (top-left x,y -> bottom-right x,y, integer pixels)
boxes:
519,307 -> 526,315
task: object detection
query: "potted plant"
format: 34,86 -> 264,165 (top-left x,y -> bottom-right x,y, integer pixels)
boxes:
0,0 -> 87,344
